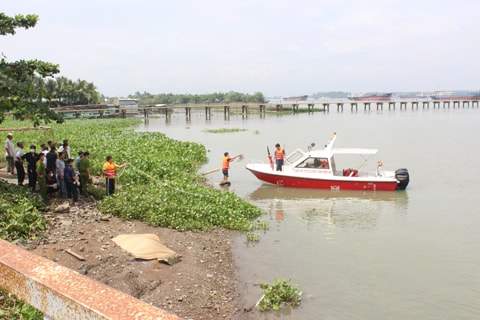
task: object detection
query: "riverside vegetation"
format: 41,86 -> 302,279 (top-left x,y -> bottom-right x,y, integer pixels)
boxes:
0,118 -> 265,319
1,118 -> 263,232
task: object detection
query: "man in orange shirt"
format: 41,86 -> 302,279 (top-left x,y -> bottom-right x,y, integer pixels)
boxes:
222,152 -> 242,182
102,155 -> 127,195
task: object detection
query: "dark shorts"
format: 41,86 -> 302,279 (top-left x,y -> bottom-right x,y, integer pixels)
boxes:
222,169 -> 229,177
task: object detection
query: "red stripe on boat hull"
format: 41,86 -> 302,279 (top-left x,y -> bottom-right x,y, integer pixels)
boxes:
247,168 -> 398,191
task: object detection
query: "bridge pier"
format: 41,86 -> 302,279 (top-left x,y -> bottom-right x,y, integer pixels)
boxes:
185,107 -> 191,120
473,100 -> 479,108
388,102 -> 395,110
205,106 -> 211,119
443,101 -> 450,108
422,101 -> 429,109
337,103 -> 344,112
376,102 -> 383,111
453,101 -> 460,108
292,104 -> 299,113
363,102 -> 371,111
400,102 -> 407,110
412,101 -> 418,109
322,103 -> 330,112
276,104 -> 283,112
307,103 -> 315,112
351,103 -> 358,112
259,104 -> 266,113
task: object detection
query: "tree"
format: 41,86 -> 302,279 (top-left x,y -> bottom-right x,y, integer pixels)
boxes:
0,13 -> 62,125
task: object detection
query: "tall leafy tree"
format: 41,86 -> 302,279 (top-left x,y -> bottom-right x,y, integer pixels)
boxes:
0,13 -> 62,125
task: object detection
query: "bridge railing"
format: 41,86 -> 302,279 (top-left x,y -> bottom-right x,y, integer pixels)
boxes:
0,239 -> 182,320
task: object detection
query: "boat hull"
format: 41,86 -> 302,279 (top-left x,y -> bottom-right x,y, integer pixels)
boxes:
283,95 -> 308,101
348,93 -> 392,102
246,165 -> 399,191
430,94 -> 480,101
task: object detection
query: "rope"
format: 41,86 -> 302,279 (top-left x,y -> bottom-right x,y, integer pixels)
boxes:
116,165 -> 127,179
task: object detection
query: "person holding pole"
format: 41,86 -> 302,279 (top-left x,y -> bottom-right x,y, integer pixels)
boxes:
222,152 -> 242,183
102,155 -> 127,196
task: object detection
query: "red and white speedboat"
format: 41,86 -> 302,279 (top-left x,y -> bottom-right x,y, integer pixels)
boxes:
245,133 -> 409,191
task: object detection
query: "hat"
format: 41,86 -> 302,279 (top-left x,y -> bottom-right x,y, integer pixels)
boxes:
7,133 -> 12,137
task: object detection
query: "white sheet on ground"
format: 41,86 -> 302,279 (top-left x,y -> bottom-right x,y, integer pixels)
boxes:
111,233 -> 181,265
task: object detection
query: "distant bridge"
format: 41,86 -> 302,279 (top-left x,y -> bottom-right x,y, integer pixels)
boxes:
52,98 -> 480,121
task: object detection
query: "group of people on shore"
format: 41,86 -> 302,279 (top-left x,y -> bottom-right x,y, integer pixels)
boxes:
4,132 -> 126,205
5,133 -> 91,205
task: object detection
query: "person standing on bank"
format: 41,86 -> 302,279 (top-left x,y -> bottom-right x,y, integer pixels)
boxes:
56,152 -> 67,196
23,145 -> 39,192
102,155 -> 127,195
78,151 -> 90,196
36,153 -> 47,201
222,152 -> 242,182
64,158 -> 79,205
58,139 -> 71,159
15,141 -> 25,186
274,143 -> 285,171
4,132 -> 15,175
46,145 -> 57,178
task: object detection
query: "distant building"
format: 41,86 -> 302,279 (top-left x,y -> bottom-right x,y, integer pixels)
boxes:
118,98 -> 139,115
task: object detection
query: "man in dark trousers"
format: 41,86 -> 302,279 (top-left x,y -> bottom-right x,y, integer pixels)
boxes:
22,145 -> 39,192
46,145 -> 58,178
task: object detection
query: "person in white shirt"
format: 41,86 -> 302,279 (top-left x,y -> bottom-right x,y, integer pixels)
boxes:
15,141 -> 25,185
58,139 -> 71,159
4,132 -> 15,174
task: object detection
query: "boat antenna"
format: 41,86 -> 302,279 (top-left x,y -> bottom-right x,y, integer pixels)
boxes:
307,142 -> 315,151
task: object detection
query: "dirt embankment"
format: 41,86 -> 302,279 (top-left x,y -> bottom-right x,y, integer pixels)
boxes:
1,168 -> 259,320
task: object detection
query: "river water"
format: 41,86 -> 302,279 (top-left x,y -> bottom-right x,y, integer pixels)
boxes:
137,106 -> 480,320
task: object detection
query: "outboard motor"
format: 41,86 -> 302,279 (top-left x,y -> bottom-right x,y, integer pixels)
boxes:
395,168 -> 409,190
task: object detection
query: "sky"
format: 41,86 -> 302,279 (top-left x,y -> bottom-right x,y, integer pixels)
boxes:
3,0 -> 480,98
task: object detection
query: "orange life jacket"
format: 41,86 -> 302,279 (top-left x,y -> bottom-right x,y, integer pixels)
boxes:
103,162 -> 116,178
275,147 -> 285,160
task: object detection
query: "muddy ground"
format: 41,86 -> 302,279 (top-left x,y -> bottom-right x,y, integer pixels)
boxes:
1,169 -> 261,320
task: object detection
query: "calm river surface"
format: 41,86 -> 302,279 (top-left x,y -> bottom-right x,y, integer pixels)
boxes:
137,107 -> 480,320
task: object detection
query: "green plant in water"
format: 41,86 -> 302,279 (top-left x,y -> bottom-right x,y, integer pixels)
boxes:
246,232 -> 259,242
251,219 -> 268,231
203,128 -> 247,133
257,278 -> 302,312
